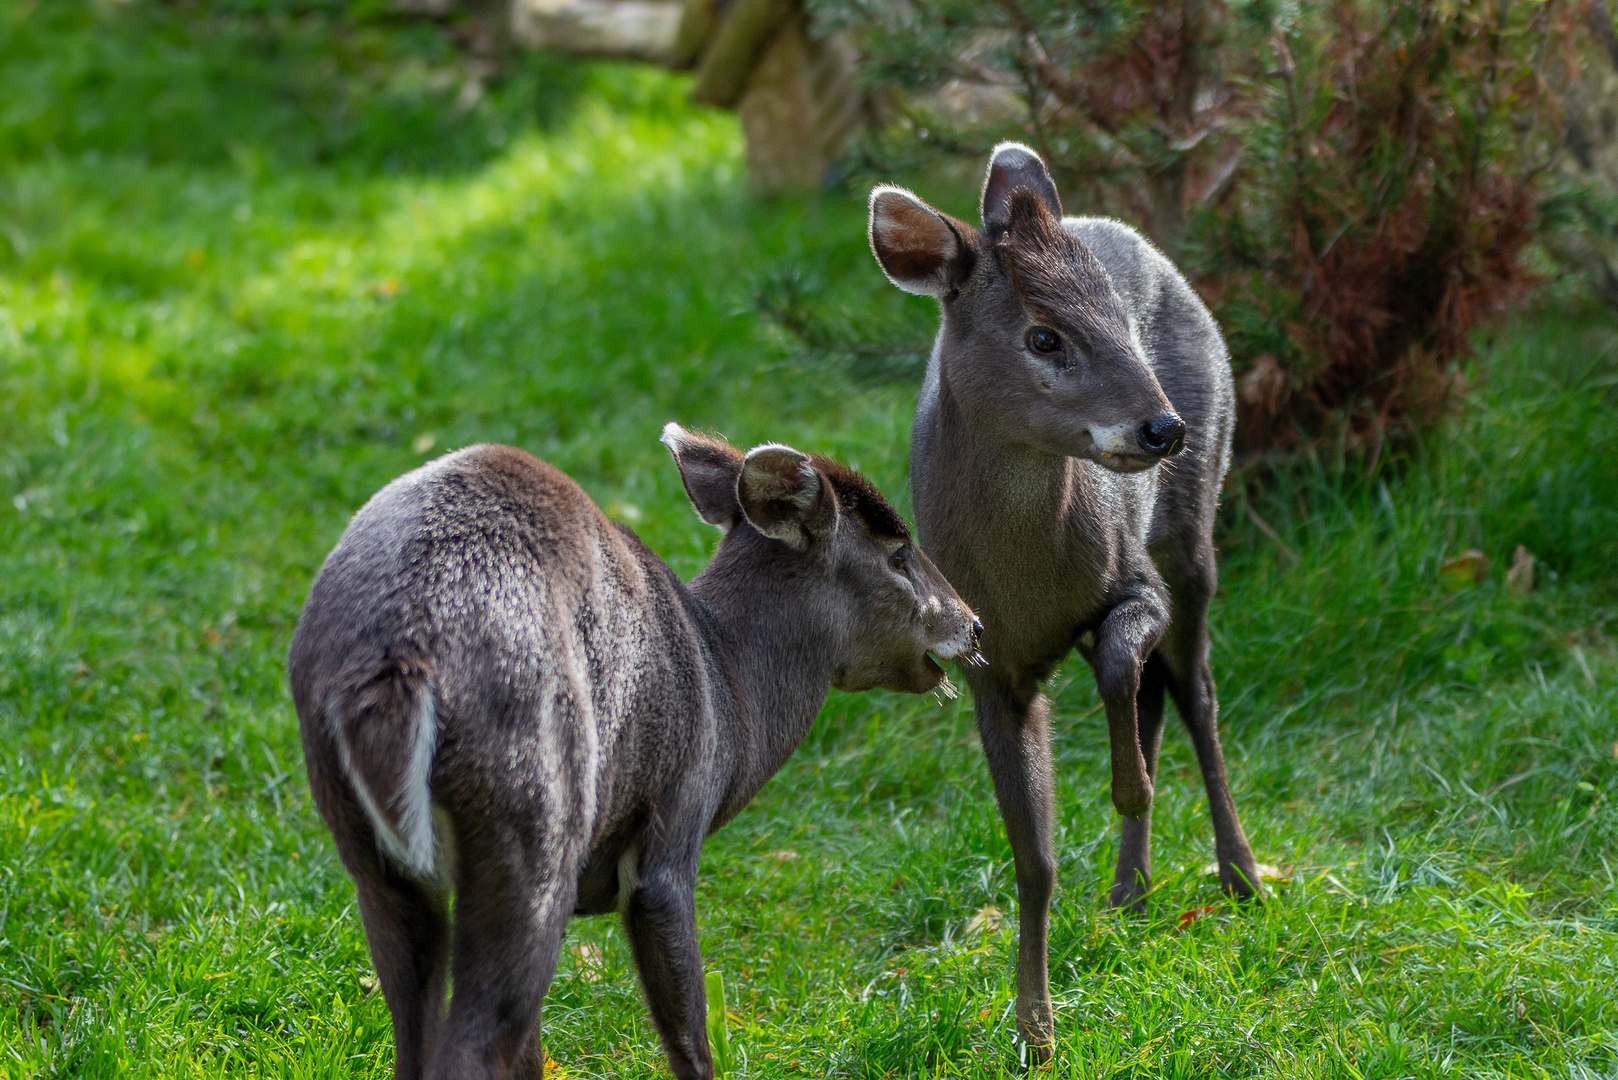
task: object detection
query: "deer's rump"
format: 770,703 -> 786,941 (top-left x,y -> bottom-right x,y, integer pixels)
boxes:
289,443 -> 709,880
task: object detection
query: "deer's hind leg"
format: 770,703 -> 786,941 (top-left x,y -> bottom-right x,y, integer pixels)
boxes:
311,744 -> 451,1080
350,866 -> 451,1080
429,809 -> 580,1080
1158,552 -> 1263,900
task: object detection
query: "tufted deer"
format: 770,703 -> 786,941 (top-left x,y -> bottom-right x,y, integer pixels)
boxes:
868,144 -> 1263,1058
288,427 -> 978,1080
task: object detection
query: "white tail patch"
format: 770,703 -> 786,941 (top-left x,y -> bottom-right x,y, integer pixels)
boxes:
333,686 -> 439,877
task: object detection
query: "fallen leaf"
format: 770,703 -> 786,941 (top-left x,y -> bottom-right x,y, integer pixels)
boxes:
1572,646 -> 1596,687
1177,904 -> 1218,931
1201,862 -> 1292,884
412,432 -> 437,454
567,942 -> 606,983
543,1055 -> 568,1078
763,849 -> 799,863
1440,549 -> 1490,588
1239,353 -> 1285,410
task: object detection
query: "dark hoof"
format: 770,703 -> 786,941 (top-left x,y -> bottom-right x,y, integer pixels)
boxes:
1221,863 -> 1267,903
1107,881 -> 1150,913
1023,1039 -> 1054,1070
1016,999 -> 1055,1070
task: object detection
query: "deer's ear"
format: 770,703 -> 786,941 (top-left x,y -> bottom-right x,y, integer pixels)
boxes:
869,186 -> 974,297
662,423 -> 744,530
736,444 -> 835,553
981,142 -> 1062,238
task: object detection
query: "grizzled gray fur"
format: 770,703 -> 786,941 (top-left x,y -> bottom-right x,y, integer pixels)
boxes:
288,427 -> 978,1080
868,143 -> 1262,1058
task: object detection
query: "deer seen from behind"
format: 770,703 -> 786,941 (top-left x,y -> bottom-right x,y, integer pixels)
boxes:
867,143 -> 1264,1060
288,427 -> 979,1080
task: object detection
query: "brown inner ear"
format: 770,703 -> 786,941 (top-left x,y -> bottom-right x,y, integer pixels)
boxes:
738,453 -> 835,549
982,149 -> 1063,239
874,197 -> 961,282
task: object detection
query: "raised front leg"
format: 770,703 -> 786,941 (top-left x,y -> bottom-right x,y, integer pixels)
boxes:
1092,593 -> 1171,824
622,859 -> 713,1080
971,674 -> 1057,1064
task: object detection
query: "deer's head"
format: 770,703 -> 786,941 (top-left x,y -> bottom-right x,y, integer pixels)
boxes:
662,424 -> 981,693
869,143 -> 1185,472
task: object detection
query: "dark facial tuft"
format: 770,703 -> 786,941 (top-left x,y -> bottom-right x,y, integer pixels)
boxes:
808,455 -> 911,542
994,187 -> 1127,352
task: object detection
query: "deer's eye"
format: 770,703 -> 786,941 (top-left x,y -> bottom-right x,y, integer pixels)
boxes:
890,548 -> 910,573
1026,327 -> 1061,354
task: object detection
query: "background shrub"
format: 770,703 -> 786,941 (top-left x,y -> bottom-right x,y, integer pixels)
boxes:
811,0 -> 1613,455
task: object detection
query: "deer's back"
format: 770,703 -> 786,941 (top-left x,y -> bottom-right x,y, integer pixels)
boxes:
289,444 -> 715,850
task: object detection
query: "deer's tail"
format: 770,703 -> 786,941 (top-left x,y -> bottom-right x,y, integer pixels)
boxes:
327,654 -> 439,877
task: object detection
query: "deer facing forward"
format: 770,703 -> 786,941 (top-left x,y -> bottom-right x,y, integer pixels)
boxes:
288,426 -> 979,1080
868,144 -> 1263,1059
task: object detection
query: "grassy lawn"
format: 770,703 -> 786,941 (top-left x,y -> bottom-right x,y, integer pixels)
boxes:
2,4 -> 1616,1077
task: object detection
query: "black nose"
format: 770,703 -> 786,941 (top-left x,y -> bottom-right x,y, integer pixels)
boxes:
1137,413 -> 1186,457
971,617 -> 984,640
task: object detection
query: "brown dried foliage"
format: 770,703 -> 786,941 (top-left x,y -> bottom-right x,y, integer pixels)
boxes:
997,0 -> 1238,244
1226,2 -> 1568,454
850,0 -> 1591,455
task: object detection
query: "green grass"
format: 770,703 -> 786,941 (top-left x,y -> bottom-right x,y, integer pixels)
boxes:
2,3 -> 1616,1076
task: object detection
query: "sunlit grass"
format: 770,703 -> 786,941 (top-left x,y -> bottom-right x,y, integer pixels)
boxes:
1,3 -> 1614,1077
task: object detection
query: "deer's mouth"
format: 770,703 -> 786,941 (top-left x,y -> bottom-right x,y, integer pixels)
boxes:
1080,425 -> 1160,473
1092,449 -> 1159,474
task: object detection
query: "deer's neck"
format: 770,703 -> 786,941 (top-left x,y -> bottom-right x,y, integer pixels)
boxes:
926,363 -> 1076,529
686,567 -> 837,829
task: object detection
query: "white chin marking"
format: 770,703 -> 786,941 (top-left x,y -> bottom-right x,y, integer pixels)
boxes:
1089,423 -> 1137,455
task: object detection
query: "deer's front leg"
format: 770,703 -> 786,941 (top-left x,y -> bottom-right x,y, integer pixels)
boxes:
970,673 -> 1057,1064
1110,653 -> 1169,912
1092,594 -> 1171,828
622,857 -> 713,1080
